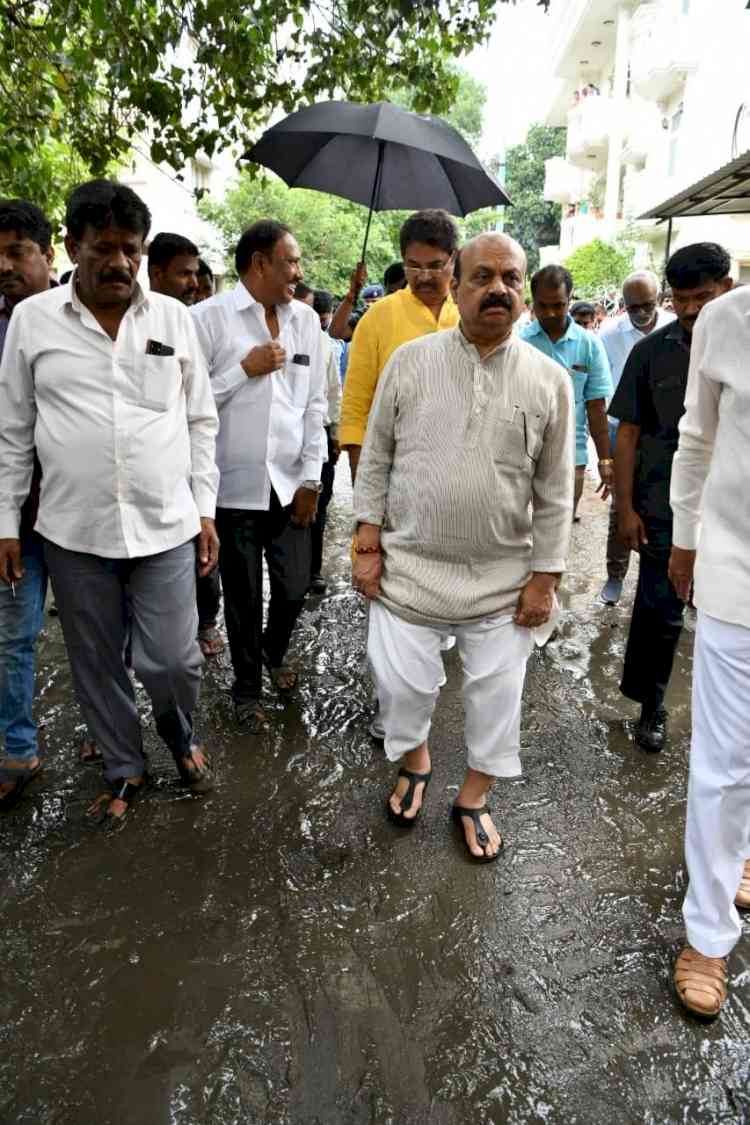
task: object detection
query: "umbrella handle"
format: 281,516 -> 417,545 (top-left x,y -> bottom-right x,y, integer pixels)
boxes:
361,140 -> 385,265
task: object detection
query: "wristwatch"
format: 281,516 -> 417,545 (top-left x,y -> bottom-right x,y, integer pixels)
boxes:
302,479 -> 324,493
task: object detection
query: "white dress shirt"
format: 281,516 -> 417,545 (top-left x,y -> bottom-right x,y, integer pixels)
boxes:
600,308 -> 675,399
0,279 -> 219,558
192,282 -> 327,510
322,331 -> 342,434
671,287 -> 750,628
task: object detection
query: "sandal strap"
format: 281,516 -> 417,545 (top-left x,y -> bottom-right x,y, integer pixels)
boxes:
674,946 -> 728,1014
109,778 -> 143,803
452,804 -> 491,847
396,768 -> 432,814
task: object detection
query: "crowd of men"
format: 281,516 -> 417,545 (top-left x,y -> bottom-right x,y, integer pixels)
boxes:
0,179 -> 748,1022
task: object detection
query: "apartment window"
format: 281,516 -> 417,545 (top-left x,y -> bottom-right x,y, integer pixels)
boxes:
191,160 -> 211,193
681,0 -> 690,13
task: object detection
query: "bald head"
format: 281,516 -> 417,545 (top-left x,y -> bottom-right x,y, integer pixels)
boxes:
455,233 -> 527,283
452,232 -> 527,353
622,269 -> 660,332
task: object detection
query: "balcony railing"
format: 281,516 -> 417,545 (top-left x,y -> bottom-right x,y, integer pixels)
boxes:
543,157 -> 583,205
566,96 -> 612,171
630,2 -> 698,103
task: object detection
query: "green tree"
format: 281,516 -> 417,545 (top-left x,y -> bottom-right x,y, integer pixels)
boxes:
391,64 -> 487,149
563,238 -> 635,297
201,175 -> 400,294
503,124 -> 566,274
0,0 -> 545,196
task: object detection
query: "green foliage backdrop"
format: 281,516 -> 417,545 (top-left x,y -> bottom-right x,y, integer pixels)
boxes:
563,238 -> 635,297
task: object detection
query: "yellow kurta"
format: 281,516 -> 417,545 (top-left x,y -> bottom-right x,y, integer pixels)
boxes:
339,287 -> 459,448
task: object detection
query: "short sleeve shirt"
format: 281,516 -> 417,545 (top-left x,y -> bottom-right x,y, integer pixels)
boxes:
608,320 -> 691,522
520,316 -> 612,464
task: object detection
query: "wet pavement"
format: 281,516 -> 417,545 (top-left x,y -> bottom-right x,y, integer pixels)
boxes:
3,467 -> 750,1125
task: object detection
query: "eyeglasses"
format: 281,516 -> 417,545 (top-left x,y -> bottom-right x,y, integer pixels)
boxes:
625,302 -> 657,314
403,260 -> 452,276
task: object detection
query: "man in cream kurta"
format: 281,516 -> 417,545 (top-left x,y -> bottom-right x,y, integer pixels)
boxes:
353,234 -> 574,862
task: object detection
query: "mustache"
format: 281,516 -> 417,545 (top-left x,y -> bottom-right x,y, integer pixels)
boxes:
99,271 -> 132,285
0,272 -> 24,284
480,293 -> 512,311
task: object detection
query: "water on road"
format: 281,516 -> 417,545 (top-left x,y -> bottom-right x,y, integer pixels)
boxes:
2,471 -> 749,1124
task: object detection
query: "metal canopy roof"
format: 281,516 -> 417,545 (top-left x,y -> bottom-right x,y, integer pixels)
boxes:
638,150 -> 750,221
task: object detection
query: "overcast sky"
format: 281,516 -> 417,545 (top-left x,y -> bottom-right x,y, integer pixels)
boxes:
466,2 -> 557,158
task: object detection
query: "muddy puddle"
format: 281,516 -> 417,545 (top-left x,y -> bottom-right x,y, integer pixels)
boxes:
2,468 -> 749,1124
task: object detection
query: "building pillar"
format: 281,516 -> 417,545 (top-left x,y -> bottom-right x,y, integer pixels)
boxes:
603,4 -> 631,236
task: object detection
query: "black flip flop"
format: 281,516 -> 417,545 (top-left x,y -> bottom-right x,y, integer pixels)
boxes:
0,761 -> 41,810
386,767 -> 432,827
452,804 -> 503,864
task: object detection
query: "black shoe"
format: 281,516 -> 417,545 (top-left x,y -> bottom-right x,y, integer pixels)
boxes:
635,706 -> 668,752
309,574 -> 327,595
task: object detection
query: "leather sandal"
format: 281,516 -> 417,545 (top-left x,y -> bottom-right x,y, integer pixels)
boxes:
452,804 -> 503,864
386,767 -> 432,827
735,860 -> 750,909
0,760 -> 42,810
89,776 -> 145,830
674,945 -> 728,1019
198,625 -> 225,657
173,744 -> 214,793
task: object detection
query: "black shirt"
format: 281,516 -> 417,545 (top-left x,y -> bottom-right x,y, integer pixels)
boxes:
609,319 -> 691,522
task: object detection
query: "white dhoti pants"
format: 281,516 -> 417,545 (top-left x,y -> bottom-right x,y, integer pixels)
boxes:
367,601 -> 533,778
683,611 -> 750,958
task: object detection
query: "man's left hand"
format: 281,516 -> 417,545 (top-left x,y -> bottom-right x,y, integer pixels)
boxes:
668,546 -> 696,602
596,460 -> 615,501
197,517 -> 220,577
291,486 -> 319,528
330,439 -> 341,466
514,573 -> 556,629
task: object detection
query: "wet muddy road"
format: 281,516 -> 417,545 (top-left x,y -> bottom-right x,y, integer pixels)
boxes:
3,469 -> 750,1125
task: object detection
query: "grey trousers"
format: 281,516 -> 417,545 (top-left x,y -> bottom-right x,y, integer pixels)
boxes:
44,539 -> 202,785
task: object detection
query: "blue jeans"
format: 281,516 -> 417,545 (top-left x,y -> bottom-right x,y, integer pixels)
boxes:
0,535 -> 48,761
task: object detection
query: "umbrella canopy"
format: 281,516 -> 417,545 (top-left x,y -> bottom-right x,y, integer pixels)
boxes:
244,100 -> 510,259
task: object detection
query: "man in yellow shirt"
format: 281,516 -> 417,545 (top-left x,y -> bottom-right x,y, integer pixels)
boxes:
340,209 -> 460,482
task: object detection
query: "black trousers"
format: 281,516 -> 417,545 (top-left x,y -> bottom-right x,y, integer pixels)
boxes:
216,493 -> 311,703
620,517 -> 684,712
310,427 -> 336,578
196,566 -> 222,629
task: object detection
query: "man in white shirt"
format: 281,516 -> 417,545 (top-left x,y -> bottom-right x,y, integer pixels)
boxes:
309,289 -> 342,595
148,231 -> 225,659
668,285 -> 750,1019
192,221 -> 327,731
0,179 -> 220,825
598,271 -> 674,605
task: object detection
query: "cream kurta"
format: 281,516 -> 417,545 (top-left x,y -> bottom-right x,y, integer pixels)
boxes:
353,327 -> 575,627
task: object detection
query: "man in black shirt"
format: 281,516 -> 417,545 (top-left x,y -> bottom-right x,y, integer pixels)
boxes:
610,243 -> 732,751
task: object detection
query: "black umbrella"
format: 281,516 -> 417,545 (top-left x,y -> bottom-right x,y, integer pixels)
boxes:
244,100 -> 511,261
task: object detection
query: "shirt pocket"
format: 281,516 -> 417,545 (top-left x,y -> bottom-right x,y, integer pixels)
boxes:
141,355 -> 182,412
493,406 -> 533,472
276,360 -> 309,409
651,373 -> 685,430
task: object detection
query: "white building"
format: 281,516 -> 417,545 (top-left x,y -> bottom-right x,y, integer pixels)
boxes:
120,142 -> 234,288
540,0 -> 750,280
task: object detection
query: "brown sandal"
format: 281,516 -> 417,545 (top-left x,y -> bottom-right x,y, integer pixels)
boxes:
674,945 -> 728,1019
198,626 -> 225,657
735,859 -> 750,909
78,738 -> 103,766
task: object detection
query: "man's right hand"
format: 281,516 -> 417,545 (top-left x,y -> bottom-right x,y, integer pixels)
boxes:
348,262 -> 367,302
618,507 -> 648,552
241,342 -> 286,378
0,538 -> 23,585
